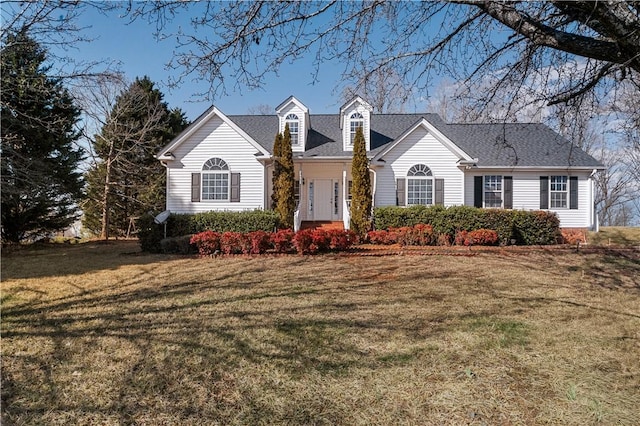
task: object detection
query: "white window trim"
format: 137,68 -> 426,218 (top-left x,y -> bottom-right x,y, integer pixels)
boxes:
483,175 -> 503,209
349,112 -> 364,146
285,113 -> 300,146
202,158 -> 231,202
406,164 -> 434,206
550,175 -> 568,209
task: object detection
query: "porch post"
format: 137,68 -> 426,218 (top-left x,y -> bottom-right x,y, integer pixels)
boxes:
342,165 -> 350,230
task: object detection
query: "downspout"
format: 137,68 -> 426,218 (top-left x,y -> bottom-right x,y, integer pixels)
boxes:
294,166 -> 303,232
590,168 -> 598,232
160,161 -> 169,211
370,166 -> 377,224
342,167 -> 350,230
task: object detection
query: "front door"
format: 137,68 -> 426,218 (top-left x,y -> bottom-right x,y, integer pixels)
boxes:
311,179 -> 334,221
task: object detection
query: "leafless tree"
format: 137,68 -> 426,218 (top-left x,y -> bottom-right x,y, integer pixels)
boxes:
341,66 -> 415,113
246,104 -> 274,115
1,1 -> 120,83
127,1 -> 639,119
78,77 -> 179,239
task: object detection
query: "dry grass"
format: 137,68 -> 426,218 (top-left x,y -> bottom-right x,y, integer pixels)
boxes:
588,226 -> 640,247
2,241 -> 639,425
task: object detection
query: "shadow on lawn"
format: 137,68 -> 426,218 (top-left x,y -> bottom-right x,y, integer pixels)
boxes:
1,240 -> 174,280
2,263 -> 469,423
3,250 -> 640,423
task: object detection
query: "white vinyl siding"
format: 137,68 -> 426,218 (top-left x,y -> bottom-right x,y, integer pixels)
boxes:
375,125 -> 464,207
464,170 -> 593,228
165,115 -> 265,213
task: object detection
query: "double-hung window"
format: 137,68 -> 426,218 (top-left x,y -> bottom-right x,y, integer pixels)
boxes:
484,175 -> 503,208
285,114 -> 299,145
349,112 -> 364,146
407,164 -> 433,205
202,158 -> 229,201
550,175 -> 568,208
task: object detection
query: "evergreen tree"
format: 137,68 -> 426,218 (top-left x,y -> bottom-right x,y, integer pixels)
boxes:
350,126 -> 372,236
271,132 -> 283,209
275,124 -> 295,229
1,31 -> 85,243
83,76 -> 188,239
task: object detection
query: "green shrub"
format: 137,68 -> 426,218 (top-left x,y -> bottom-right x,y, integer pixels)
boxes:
160,235 -> 196,254
373,205 -> 560,245
138,210 -> 280,252
511,210 -> 561,245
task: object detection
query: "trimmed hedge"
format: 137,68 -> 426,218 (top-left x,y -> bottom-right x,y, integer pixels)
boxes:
373,205 -> 560,245
189,228 -> 357,256
138,210 -> 280,253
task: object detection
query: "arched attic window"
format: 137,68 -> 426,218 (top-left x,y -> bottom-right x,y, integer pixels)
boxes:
349,112 -> 364,146
202,158 -> 230,200
407,164 -> 434,205
285,113 -> 300,145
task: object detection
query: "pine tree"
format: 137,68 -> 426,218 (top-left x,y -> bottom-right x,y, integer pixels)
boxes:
271,132 -> 283,209
1,31 -> 85,243
275,124 -> 296,229
83,76 -> 188,239
350,126 -> 372,236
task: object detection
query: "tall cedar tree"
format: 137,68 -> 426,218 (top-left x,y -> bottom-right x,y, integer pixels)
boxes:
1,31 -> 84,243
271,132 -> 283,209
275,124 -> 295,228
350,126 -> 372,236
83,76 -> 188,238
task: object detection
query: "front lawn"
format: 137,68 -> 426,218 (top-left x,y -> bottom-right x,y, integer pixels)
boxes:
2,241 -> 639,425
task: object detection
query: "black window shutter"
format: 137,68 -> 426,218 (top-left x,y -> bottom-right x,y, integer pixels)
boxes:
474,176 -> 483,208
230,173 -> 241,202
503,176 -> 513,209
435,179 -> 444,205
569,176 -> 578,209
396,178 -> 405,206
540,176 -> 549,209
191,173 -> 201,202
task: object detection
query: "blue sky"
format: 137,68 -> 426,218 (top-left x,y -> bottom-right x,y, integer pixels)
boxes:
65,6 -> 376,121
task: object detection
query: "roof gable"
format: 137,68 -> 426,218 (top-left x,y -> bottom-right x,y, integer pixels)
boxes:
275,96 -> 309,114
157,106 -> 271,160
373,117 -> 473,162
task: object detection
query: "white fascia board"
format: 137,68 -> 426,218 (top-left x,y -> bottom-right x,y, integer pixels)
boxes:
339,96 -> 373,115
275,96 -> 309,114
156,106 -> 270,159
373,118 -> 473,162
156,105 -> 216,159
470,165 -> 606,171
293,156 -> 353,163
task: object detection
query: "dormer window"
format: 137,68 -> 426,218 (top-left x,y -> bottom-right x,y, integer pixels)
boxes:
349,112 -> 364,146
285,113 -> 300,145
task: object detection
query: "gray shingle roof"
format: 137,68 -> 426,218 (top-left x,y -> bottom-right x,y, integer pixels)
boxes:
225,113 -> 603,168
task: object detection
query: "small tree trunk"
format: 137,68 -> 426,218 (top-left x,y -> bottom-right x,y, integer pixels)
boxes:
100,146 -> 115,240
